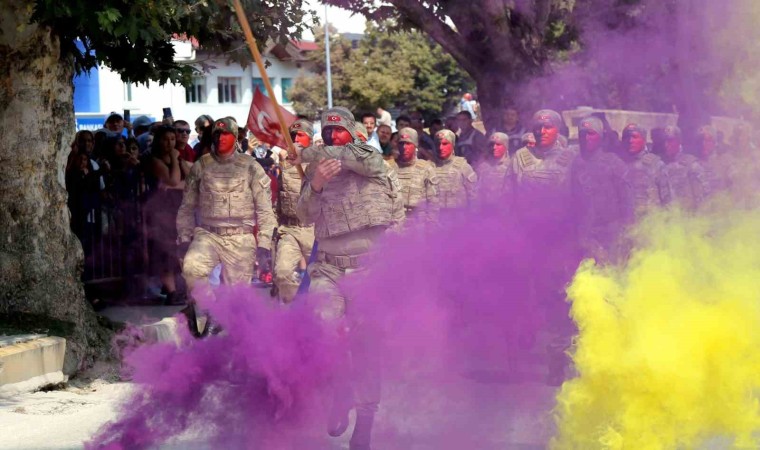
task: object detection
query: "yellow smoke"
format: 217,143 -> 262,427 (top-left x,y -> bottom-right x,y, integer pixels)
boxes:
552,201 -> 760,449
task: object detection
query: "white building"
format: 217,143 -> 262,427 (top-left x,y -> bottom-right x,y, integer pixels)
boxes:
74,39 -> 318,131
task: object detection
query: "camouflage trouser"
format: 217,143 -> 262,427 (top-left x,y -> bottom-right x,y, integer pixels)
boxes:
182,227 -> 256,290
273,224 -> 314,303
308,260 -> 381,415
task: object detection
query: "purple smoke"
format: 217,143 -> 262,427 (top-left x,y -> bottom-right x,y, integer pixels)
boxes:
86,196 -> 582,449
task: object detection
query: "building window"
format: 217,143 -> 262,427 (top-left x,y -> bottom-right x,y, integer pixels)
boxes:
252,77 -> 267,96
186,78 -> 206,103
281,78 -> 293,103
218,77 -> 241,103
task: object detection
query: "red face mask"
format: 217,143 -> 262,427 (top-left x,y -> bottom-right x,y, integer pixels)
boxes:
626,131 -> 646,154
536,124 -> 559,148
216,132 -> 236,156
492,142 -> 507,159
398,142 -> 416,162
294,131 -> 311,148
331,127 -> 353,146
438,139 -> 454,159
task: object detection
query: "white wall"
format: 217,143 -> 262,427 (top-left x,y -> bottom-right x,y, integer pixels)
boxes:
82,51 -> 314,130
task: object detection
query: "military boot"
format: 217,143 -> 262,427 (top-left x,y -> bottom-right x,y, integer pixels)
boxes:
326,391 -> 352,437
349,411 -> 375,450
180,304 -> 201,338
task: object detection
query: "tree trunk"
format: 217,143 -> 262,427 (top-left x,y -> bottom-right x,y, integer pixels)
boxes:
475,70 -> 507,134
0,0 -> 109,374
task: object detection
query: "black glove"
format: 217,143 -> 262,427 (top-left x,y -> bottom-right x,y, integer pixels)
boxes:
177,241 -> 191,259
256,247 -> 272,272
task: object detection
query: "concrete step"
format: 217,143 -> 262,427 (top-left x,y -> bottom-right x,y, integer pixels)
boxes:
0,335 -> 66,395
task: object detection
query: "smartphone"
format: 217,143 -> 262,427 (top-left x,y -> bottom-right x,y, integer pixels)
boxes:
162,107 -> 173,120
123,109 -> 131,123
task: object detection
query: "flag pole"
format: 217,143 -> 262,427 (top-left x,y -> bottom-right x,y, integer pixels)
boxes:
232,0 -> 304,177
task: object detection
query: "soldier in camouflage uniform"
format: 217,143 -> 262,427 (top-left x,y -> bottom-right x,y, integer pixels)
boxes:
506,109 -> 577,386
177,117 -> 277,336
474,132 -> 511,203
570,117 -> 633,260
433,129 -> 478,211
694,124 -> 727,196
506,109 -> 576,205
272,119 -> 315,303
620,123 -> 670,217
395,127 -> 439,226
296,107 -> 404,450
661,125 -> 708,210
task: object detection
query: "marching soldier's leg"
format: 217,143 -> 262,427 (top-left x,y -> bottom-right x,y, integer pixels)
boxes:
181,228 -> 221,337
218,233 -> 257,285
274,230 -> 303,303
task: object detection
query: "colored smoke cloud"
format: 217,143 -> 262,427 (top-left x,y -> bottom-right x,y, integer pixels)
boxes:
87,201 -> 580,449
552,195 -> 760,449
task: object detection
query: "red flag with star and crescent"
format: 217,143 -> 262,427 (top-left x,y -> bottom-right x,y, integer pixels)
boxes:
247,86 -> 297,148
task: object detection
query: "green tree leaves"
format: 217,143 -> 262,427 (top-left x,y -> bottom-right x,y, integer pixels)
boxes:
32,0 -> 314,86
290,22 -> 473,118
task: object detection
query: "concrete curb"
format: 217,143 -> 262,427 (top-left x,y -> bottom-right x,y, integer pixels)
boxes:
0,336 -> 67,395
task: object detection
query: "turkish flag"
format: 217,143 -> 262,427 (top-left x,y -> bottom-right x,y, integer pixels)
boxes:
247,86 -> 296,148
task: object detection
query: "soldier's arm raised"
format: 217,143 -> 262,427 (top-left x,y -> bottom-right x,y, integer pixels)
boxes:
302,144 -> 387,179
176,161 -> 201,243
250,163 -> 277,250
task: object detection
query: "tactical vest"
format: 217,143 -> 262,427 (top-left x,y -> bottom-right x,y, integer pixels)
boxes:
664,153 -> 703,209
314,168 -> 395,239
513,146 -> 575,188
278,163 -> 305,222
475,157 -> 510,200
572,152 -> 628,226
198,153 -> 258,222
397,160 -> 433,211
626,152 -> 666,215
435,156 -> 475,209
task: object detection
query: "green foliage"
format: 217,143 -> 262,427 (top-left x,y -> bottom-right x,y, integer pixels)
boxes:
289,22 -> 473,118
33,0 -> 313,86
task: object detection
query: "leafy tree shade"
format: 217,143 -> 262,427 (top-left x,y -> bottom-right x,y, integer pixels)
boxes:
324,0 -> 760,131
0,0 -> 310,372
290,23 -> 474,119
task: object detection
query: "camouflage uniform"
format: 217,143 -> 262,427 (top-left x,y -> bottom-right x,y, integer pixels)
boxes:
296,108 -> 404,446
273,119 -> 315,303
475,132 -> 511,203
663,153 -> 708,210
177,118 -> 276,289
395,128 -> 440,226
433,129 -> 478,210
620,125 -> 670,217
571,117 -> 633,257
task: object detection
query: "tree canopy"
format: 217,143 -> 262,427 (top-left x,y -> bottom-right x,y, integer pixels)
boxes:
289,22 -> 474,119
33,0 -> 314,85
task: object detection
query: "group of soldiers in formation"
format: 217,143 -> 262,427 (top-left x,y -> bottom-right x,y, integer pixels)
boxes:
173,106 -> 744,449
